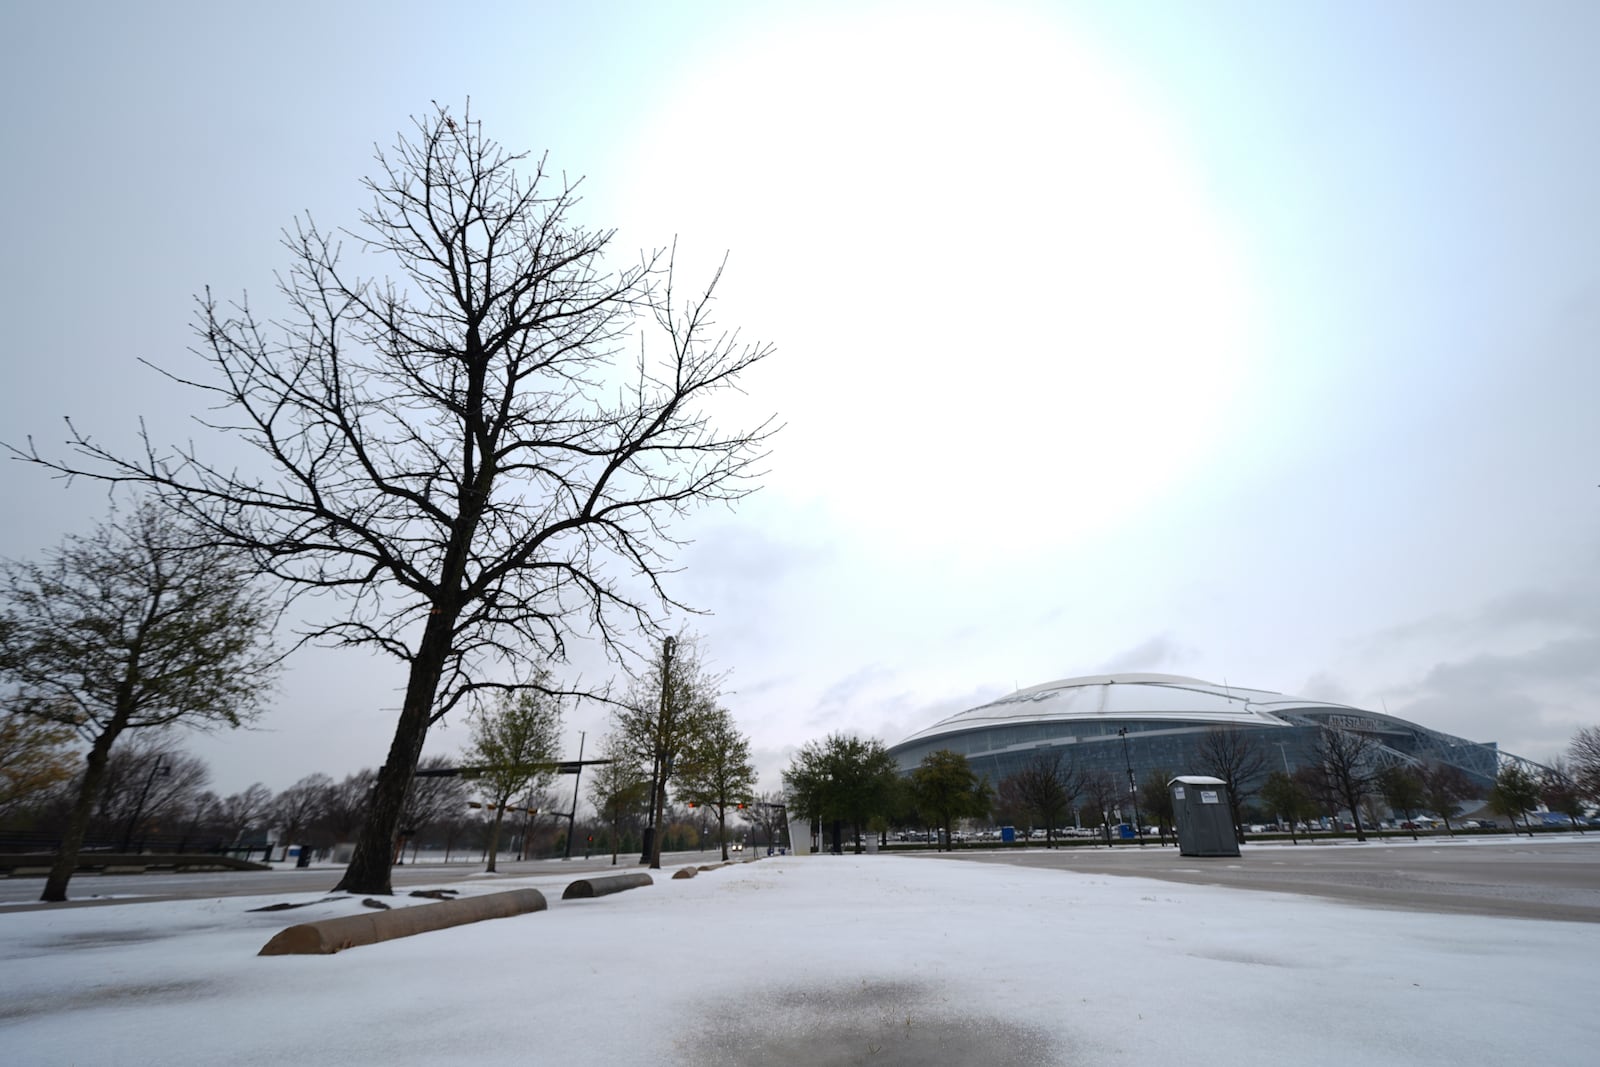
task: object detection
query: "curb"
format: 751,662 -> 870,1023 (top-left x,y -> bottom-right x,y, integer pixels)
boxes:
258,888 -> 548,956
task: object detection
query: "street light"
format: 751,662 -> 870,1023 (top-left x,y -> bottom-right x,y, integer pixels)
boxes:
1117,727 -> 1145,847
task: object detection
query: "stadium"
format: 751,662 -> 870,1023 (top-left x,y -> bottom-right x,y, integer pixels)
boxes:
886,673 -> 1505,796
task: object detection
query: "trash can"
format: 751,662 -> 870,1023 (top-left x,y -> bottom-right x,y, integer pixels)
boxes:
1169,776 -> 1240,857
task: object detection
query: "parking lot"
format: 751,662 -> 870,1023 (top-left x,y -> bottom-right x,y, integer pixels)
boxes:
917,835 -> 1600,922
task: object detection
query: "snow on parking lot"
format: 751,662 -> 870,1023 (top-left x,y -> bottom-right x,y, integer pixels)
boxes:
2,850 -> 1596,1066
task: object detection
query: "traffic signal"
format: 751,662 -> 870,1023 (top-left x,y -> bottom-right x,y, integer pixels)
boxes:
687,800 -> 697,809
737,801 -> 745,810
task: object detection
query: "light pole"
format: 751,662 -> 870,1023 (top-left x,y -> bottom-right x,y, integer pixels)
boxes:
562,730 -> 585,860
121,754 -> 169,852
1117,727 -> 1145,847
642,636 -> 675,869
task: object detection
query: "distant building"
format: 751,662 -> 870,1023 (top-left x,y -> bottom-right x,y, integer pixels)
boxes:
886,673 -> 1502,793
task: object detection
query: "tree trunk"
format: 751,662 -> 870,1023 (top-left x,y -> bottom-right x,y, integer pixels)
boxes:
719,810 -> 728,861
648,778 -> 666,869
42,729 -> 120,903
335,612 -> 453,895
484,807 -> 507,873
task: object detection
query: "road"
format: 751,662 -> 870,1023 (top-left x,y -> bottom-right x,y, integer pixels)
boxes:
0,848 -> 741,911
8,838 -> 1598,922
912,835 -> 1600,922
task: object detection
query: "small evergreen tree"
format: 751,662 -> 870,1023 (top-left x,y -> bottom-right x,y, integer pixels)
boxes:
676,707 -> 757,861
466,685 -> 563,872
1489,763 -> 1541,836
1377,765 -> 1427,839
910,750 -> 991,852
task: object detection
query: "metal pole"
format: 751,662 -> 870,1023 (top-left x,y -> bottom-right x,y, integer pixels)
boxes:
518,791 -> 533,862
1119,728 -> 1144,847
648,636 -> 675,870
121,754 -> 167,852
563,731 -> 585,860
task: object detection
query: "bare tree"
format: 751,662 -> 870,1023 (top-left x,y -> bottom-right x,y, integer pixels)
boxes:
316,769 -> 376,851
1417,761 -> 1480,835
90,737 -> 211,851
1569,725 -> 1600,803
399,755 -> 471,861
1196,726 -> 1269,843
1539,758 -> 1586,833
992,774 -> 1029,832
740,790 -> 788,852
0,503 -> 277,901
1010,750 -> 1082,847
12,104 -> 776,895
1311,727 -> 1380,841
1081,770 -> 1122,846
173,789 -> 224,852
217,783 -> 275,854
272,773 -> 332,859
1138,768 -> 1177,845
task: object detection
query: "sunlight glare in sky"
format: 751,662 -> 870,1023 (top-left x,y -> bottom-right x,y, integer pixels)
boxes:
618,7 -> 1257,555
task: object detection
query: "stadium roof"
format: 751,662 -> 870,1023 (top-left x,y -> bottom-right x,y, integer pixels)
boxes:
893,673 -> 1366,748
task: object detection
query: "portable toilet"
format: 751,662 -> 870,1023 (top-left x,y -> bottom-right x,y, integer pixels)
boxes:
786,814 -> 813,855
1169,775 -> 1240,857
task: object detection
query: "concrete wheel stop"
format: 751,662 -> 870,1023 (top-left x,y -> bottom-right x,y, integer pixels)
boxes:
561,872 -> 654,899
258,887 -> 548,955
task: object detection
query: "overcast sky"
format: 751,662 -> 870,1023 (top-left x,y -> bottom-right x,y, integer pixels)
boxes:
4,1 -> 1597,800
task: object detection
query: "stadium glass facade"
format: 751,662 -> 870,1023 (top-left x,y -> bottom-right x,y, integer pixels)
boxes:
885,674 -> 1503,799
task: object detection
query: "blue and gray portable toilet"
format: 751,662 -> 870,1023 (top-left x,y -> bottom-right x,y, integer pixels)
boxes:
1169,775 -> 1240,857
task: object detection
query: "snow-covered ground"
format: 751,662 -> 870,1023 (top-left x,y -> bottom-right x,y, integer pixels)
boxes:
2,845 -> 1596,1066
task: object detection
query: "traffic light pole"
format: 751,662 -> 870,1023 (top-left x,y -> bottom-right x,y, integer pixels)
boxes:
562,731 -> 585,860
